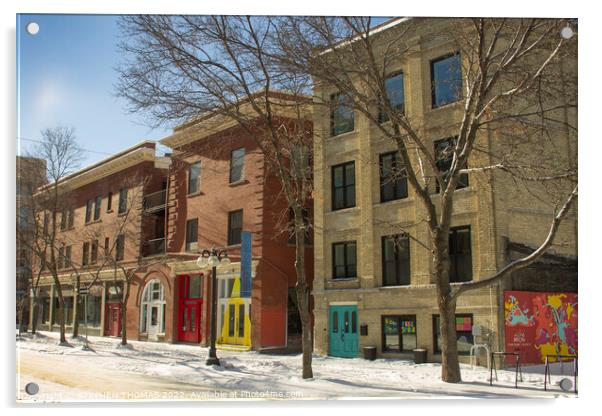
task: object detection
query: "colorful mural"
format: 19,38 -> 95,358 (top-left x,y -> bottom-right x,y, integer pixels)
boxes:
504,291 -> 577,364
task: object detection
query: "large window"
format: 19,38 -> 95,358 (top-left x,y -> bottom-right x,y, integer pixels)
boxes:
188,161 -> 201,194
139,280 -> 166,334
382,315 -> 417,352
380,152 -> 408,202
332,241 -> 357,279
332,161 -> 356,210
228,210 -> 243,246
94,195 -> 102,221
433,314 -> 474,355
330,92 -> 354,136
379,72 -> 405,123
90,240 -> 98,264
118,188 -> 128,214
449,226 -> 472,283
382,234 -> 410,286
82,242 -> 90,266
38,287 -> 51,324
431,53 -> 462,108
229,148 -> 245,183
116,234 -> 125,261
85,200 -> 93,223
107,192 -> 113,212
185,218 -> 199,252
53,285 -> 73,325
77,285 -> 102,327
60,209 -> 67,230
434,137 -> 468,192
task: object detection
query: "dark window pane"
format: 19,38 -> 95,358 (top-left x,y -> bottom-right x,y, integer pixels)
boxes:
333,241 -> 357,279
449,227 -> 472,283
330,93 -> 354,136
435,138 -> 468,192
116,234 -> 125,261
383,316 -> 400,351
433,314 -> 473,355
185,218 -> 198,251
238,304 -> 245,337
333,311 -> 338,333
230,148 -> 245,183
188,162 -> 201,194
382,235 -> 410,286
228,304 -> 235,337
107,192 -> 113,211
332,162 -> 355,210
189,275 -> 202,298
351,311 -> 357,334
432,54 -> 462,108
344,311 -> 349,333
85,200 -> 92,223
379,73 -> 405,123
228,210 -> 243,245
118,188 -> 128,214
94,196 -> 101,220
380,152 -> 407,202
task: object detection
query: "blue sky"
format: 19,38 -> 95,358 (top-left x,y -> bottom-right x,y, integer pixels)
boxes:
16,14 -> 173,167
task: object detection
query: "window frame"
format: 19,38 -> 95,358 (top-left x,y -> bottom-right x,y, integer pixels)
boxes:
432,313 -> 474,355
379,151 -> 408,203
227,209 -> 243,246
229,148 -> 246,184
331,241 -> 357,279
93,195 -> 102,221
90,240 -> 98,264
85,200 -> 93,223
430,52 -> 462,109
118,188 -> 128,214
449,226 -> 473,283
378,71 -> 405,123
330,92 -> 355,137
115,234 -> 125,261
381,234 -> 411,286
331,161 -> 356,211
185,218 -> 199,252
434,137 -> 469,193
381,315 -> 417,353
188,161 -> 201,195
82,242 -> 90,266
107,192 -> 113,212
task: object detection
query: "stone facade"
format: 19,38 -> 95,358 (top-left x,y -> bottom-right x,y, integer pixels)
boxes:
311,18 -> 577,362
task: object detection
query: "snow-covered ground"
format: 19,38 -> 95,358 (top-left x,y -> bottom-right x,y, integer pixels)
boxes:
16,331 -> 577,402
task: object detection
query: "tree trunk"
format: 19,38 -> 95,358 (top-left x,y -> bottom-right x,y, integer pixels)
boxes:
293,208 -> 313,379
72,277 -> 80,338
434,240 -> 462,383
120,281 -> 130,345
54,284 -> 67,344
31,301 -> 38,335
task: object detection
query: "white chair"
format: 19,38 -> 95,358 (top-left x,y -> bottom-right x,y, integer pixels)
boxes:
470,325 -> 491,369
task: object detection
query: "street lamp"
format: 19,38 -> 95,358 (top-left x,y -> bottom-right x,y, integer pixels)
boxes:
197,248 -> 230,366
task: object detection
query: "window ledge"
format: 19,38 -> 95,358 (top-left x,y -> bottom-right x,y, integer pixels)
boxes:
187,191 -> 204,198
228,179 -> 249,187
429,99 -> 463,113
376,197 -> 412,207
226,243 -> 241,249
329,129 -> 358,140
379,284 -> 411,289
85,219 -> 102,226
106,209 -> 114,214
327,206 -> 359,215
328,277 -> 359,283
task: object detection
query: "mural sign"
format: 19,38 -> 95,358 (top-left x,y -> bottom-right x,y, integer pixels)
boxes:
504,291 -> 577,364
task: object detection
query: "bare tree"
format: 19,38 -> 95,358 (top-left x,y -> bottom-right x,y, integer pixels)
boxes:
20,127 -> 83,344
274,17 -> 577,382
116,16 -> 315,378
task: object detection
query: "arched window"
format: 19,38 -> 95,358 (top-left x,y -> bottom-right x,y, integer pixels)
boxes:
139,279 -> 166,339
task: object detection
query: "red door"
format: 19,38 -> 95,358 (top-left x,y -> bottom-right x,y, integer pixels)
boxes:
104,303 -> 122,337
177,275 -> 203,343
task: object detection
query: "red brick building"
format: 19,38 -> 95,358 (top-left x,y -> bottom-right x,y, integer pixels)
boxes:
29,106 -> 314,352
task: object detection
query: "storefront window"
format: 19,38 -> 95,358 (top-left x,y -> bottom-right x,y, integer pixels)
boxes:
382,315 -> 417,352
433,314 -> 474,355
77,285 -> 102,327
52,285 -> 73,325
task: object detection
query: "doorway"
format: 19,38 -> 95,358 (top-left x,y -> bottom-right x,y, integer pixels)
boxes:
328,305 -> 359,358
176,274 -> 203,343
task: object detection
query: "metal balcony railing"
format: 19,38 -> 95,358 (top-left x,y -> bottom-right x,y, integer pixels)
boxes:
143,189 -> 167,212
142,237 -> 166,257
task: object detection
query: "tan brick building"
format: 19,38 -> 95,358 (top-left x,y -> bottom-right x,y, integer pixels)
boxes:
311,18 -> 577,362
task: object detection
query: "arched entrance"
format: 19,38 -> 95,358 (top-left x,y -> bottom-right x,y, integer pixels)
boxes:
139,279 -> 166,341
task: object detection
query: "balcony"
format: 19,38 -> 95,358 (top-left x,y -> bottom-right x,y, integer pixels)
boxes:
142,237 -> 166,257
143,189 -> 167,213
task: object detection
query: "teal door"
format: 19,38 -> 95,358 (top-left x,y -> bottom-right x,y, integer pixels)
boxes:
328,305 -> 359,357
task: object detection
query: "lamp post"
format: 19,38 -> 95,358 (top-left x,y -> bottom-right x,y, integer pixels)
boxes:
197,248 -> 230,366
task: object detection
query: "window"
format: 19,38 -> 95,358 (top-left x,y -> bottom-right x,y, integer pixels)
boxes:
118,188 -> 128,214
116,234 -> 125,261
188,162 -> 201,194
434,137 -> 468,192
332,241 -> 357,279
330,92 -> 354,136
85,200 -> 93,223
43,212 -> 49,236
60,209 -> 67,230
331,161 -> 355,210
382,234 -> 410,286
449,226 -> 472,283
104,237 -> 110,256
185,218 -> 198,252
94,195 -> 102,221
107,192 -> 113,212
229,148 -> 245,183
140,279 -> 166,334
65,245 -> 72,268
188,275 -> 202,298
382,315 -> 417,352
379,72 -> 405,123
433,314 -> 474,355
77,284 -> 102,327
380,152 -> 408,202
90,240 -> 98,264
67,208 -> 74,228
227,210 -> 243,246
82,242 -> 90,266
431,53 -> 462,108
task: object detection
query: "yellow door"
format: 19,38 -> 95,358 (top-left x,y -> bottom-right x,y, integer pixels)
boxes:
220,299 -> 250,346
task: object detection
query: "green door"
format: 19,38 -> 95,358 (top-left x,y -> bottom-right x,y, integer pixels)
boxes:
328,305 -> 359,357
